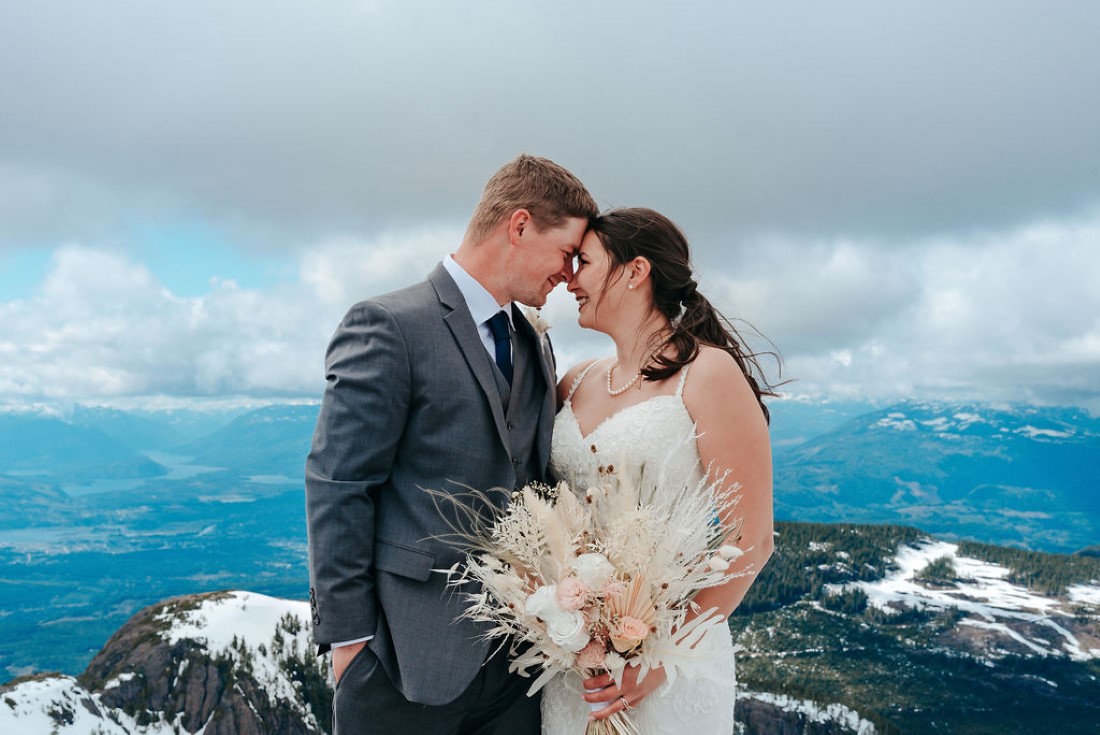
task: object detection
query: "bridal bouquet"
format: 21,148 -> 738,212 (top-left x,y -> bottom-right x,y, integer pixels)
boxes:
441,459 -> 743,735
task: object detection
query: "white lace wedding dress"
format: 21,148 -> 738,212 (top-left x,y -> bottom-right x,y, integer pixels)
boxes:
541,361 -> 736,734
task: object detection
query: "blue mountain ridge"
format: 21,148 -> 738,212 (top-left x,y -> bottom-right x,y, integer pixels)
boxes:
0,414 -> 166,481
1,398 -> 1097,683
773,400 -> 1100,553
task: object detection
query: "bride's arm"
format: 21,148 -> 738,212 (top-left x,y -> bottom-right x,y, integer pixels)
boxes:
683,346 -> 775,619
585,347 -> 774,720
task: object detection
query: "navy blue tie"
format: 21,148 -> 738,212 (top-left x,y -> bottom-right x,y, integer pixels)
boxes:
487,311 -> 513,385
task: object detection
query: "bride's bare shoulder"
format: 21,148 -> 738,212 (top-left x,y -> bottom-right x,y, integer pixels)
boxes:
685,346 -> 758,406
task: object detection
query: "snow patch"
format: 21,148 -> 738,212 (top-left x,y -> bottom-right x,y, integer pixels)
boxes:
875,414 -> 916,431
960,619 -> 1051,656
1015,425 -> 1072,439
740,687 -> 877,734
1068,584 -> 1100,606
953,412 -> 984,428
0,675 -> 170,735
827,540 -> 1100,662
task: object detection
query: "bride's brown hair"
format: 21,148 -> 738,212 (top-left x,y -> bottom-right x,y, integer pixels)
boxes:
589,207 -> 782,423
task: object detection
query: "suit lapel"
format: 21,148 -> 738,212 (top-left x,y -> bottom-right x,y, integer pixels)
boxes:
513,305 -> 556,391
430,265 -> 510,448
513,305 -> 557,473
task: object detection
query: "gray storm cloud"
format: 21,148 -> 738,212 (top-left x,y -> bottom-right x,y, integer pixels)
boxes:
1,1 -> 1098,408
1,1 -> 1098,248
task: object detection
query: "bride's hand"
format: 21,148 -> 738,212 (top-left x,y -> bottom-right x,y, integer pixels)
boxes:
582,664 -> 667,721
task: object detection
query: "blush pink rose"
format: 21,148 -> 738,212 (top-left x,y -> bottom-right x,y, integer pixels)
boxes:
610,615 -> 651,653
556,577 -> 590,611
616,616 -> 649,641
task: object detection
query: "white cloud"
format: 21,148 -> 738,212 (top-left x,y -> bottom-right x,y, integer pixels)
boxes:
299,225 -> 464,307
0,235 -> 455,402
709,237 -> 920,353
709,212 -> 1100,407
1,211 -> 1097,409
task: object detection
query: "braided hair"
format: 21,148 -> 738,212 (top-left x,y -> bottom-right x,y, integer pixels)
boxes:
589,208 -> 781,423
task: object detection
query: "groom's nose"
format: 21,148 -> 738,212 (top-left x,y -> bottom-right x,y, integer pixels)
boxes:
559,255 -> 575,282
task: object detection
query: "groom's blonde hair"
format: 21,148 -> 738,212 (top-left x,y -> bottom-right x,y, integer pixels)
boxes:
468,154 -> 597,242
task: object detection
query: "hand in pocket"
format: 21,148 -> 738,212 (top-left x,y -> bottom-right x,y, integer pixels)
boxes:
332,641 -> 368,684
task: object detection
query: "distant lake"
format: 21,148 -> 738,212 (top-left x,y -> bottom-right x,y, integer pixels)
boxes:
0,521 -> 217,551
247,474 -> 299,485
143,451 -> 224,479
61,478 -> 146,497
57,453 -> 224,497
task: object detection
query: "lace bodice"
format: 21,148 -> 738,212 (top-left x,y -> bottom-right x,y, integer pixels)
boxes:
542,359 -> 736,734
549,361 -> 703,495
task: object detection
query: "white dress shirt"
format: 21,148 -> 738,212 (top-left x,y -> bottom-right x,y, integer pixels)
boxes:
442,254 -> 514,359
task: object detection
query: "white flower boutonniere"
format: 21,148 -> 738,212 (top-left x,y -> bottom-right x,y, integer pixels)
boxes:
522,306 -> 551,338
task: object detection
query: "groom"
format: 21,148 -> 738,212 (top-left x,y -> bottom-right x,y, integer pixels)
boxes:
305,155 -> 597,734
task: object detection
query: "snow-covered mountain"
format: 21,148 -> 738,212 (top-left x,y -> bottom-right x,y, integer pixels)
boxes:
0,587 -> 881,735
0,591 -> 330,734
4,523 -> 1098,734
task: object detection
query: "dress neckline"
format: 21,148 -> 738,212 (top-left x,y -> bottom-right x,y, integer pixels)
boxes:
563,395 -> 686,443
562,359 -> 693,442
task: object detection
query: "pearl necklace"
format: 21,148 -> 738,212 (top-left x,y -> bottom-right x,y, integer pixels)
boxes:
606,360 -> 643,396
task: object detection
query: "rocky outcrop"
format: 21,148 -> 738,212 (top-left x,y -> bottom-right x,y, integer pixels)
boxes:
90,591 -> 330,734
2,591 -> 330,734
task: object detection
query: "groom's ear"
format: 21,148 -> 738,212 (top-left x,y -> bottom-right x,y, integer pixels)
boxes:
508,209 -> 533,244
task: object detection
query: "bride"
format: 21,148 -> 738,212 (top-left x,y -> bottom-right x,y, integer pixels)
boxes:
541,208 -> 776,733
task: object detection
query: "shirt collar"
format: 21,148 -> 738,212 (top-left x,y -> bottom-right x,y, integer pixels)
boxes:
443,255 -> 514,328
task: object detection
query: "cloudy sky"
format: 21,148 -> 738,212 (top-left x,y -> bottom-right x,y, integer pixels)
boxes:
1,1 -> 1098,411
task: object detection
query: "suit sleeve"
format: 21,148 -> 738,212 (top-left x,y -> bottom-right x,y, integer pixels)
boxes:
305,300 -> 411,646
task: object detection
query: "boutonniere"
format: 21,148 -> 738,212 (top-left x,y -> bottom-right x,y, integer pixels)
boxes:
522,306 -> 551,338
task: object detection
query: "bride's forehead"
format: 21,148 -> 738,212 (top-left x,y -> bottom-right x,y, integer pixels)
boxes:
580,230 -> 605,253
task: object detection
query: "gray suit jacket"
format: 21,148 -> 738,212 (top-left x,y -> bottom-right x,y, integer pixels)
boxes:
305,264 -> 556,705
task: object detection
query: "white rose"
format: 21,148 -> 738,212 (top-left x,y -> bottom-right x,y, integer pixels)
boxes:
545,610 -> 590,652
525,585 -> 563,620
571,553 -> 615,590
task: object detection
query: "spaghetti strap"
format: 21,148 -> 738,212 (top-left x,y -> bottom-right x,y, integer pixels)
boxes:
565,359 -> 603,403
675,364 -> 691,397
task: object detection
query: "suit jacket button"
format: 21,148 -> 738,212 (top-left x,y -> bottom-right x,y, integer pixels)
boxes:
511,458 -> 521,466
507,422 -> 515,431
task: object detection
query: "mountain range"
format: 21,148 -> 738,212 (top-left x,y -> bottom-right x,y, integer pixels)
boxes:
1,397 -> 1098,730
2,522 -> 1097,734
771,401 -> 1100,552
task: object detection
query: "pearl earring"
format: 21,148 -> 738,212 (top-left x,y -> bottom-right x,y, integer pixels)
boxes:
628,282 -> 635,290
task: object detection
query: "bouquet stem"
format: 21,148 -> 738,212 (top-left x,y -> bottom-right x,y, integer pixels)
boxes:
585,711 -> 640,735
